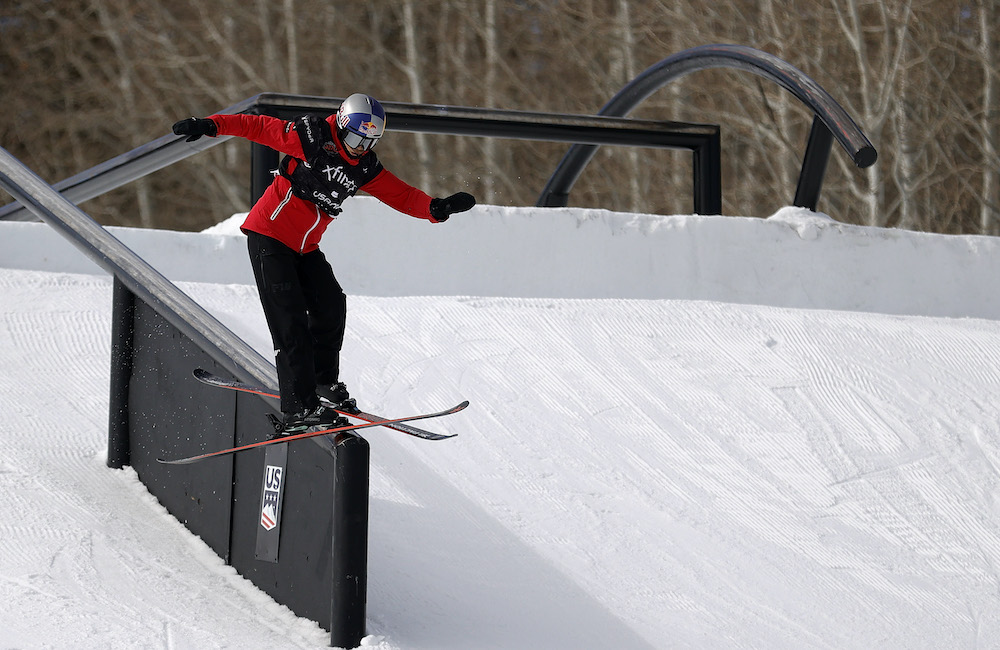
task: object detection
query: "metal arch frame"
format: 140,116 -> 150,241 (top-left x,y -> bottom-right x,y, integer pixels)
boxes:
0,95 -> 721,221
245,96 -> 722,214
0,45 -> 876,221
538,44 -> 878,212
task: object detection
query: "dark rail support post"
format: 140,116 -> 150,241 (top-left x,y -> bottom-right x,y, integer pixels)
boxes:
330,432 -> 370,648
250,143 -> 279,205
693,132 -> 722,215
793,116 -> 835,211
107,275 -> 135,469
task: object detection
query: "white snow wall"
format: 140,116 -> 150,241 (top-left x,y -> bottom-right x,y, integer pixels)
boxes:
3,198 -> 999,321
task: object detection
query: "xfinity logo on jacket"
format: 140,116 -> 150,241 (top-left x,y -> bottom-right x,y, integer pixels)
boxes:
322,165 -> 357,192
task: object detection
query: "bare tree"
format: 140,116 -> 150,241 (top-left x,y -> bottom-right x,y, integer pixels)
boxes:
482,0 -> 499,203
612,0 -> 642,213
2,0 -> 998,236
975,1 -> 999,233
401,0 -> 432,189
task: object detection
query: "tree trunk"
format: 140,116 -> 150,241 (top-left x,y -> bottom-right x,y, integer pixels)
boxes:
482,0 -> 498,204
402,0 -> 432,190
979,2 -> 998,234
284,0 -> 299,94
614,0 -> 641,213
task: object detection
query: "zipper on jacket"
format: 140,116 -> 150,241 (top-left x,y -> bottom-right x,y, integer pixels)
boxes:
270,188 -> 294,221
299,206 -> 322,252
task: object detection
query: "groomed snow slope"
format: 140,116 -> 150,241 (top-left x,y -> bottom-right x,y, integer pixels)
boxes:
2,205 -> 1000,649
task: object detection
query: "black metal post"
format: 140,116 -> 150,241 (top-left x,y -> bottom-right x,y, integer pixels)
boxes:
793,116 -> 835,210
330,432 -> 370,648
107,275 -> 135,468
250,143 -> 279,205
693,131 -> 723,215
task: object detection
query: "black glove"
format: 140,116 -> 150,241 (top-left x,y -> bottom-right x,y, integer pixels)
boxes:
172,117 -> 218,142
429,192 -> 476,222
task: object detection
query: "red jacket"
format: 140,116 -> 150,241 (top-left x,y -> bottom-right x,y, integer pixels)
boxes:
210,113 -> 436,253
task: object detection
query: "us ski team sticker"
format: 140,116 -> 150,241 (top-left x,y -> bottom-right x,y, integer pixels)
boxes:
260,464 -> 283,531
255,445 -> 288,563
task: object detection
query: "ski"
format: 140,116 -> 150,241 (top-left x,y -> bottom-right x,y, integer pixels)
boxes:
192,368 -> 459,441
156,400 -> 469,465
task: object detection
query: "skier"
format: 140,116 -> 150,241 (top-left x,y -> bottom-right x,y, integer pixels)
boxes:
172,93 -> 475,434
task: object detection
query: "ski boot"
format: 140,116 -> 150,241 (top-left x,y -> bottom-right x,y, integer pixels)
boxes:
317,381 -> 360,414
270,403 -> 349,438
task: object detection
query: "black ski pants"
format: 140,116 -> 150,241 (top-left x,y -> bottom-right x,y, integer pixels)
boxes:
246,231 -> 346,414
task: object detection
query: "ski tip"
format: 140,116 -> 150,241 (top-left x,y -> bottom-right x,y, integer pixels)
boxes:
192,367 -> 226,382
156,456 -> 203,465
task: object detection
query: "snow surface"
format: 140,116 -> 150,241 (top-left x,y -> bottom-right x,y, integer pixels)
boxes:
6,198 -> 1000,319
3,204 -> 1000,649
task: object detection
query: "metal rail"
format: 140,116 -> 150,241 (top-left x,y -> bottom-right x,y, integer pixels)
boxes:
0,96 -> 720,221
0,145 -> 275,390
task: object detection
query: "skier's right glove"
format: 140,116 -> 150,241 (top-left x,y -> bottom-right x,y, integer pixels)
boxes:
429,192 -> 476,222
172,117 -> 218,142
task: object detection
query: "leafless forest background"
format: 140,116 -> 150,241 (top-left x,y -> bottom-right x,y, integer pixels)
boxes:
1,1 -> 997,234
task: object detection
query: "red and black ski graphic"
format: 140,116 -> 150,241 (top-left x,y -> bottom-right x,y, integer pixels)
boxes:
192,368 -> 457,441
156,400 -> 468,465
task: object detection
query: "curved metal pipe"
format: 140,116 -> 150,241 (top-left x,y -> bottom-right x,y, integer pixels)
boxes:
539,43 -> 877,208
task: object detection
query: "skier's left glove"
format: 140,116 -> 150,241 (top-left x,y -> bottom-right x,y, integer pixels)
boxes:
172,117 -> 218,142
429,192 -> 476,222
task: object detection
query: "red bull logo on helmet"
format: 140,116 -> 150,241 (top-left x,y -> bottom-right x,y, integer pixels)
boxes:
358,120 -> 379,136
